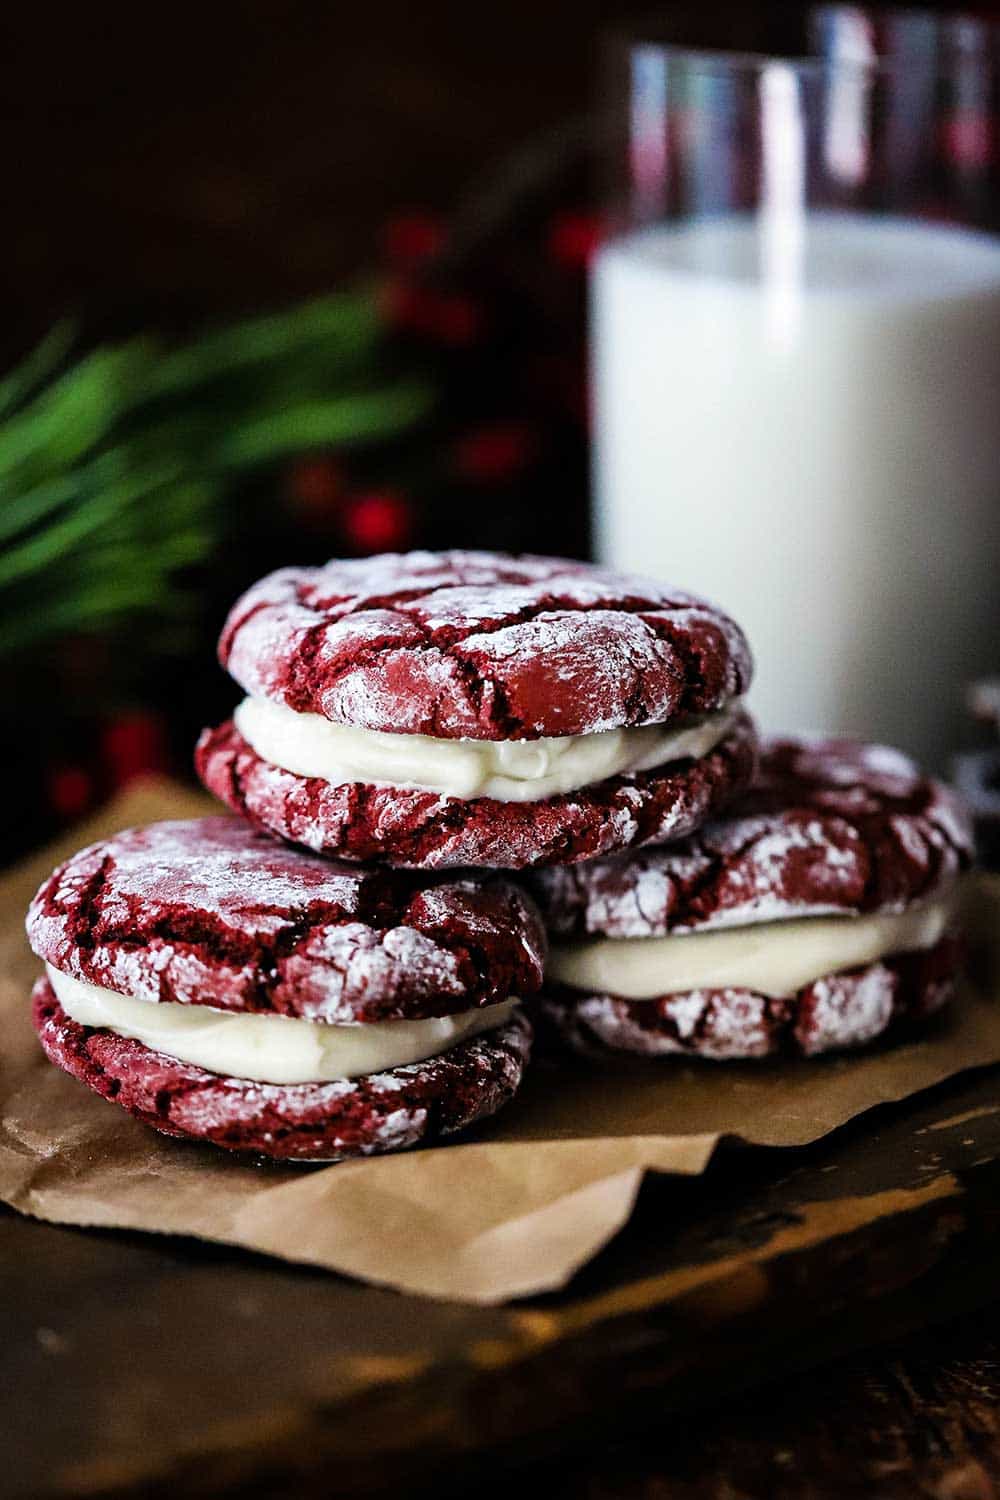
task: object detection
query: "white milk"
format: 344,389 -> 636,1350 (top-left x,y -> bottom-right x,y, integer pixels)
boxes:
592,213 -> 1000,765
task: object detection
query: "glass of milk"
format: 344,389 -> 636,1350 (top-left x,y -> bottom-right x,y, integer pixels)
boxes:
592,7 -> 1000,766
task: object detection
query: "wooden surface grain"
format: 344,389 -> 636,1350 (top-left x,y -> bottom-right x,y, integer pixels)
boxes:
5,1061 -> 1000,1499
469,1308 -> 1000,1500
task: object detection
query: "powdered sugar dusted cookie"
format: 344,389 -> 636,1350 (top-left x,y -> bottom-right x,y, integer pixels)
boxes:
531,736 -> 973,938
26,818 -> 541,1158
196,550 -> 756,869
27,816 -> 544,1022
531,737 -> 973,1062
538,939 -> 960,1061
196,709 -> 757,871
32,981 -> 532,1161
218,550 -> 752,738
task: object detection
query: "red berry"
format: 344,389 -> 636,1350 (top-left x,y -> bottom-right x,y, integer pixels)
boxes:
48,766 -> 94,821
344,490 -> 413,552
381,280 -> 483,347
453,422 -> 536,483
101,711 -> 170,789
547,212 -> 605,269
383,212 -> 445,265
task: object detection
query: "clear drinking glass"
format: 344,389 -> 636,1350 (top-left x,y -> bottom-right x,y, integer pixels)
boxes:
591,6 -> 1000,766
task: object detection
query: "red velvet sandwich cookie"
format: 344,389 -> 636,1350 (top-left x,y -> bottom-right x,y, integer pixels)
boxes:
196,550 -> 756,869
529,736 -> 974,1060
26,817 -> 542,1159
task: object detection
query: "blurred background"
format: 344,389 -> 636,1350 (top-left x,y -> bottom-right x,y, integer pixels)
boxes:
0,0 -> 996,863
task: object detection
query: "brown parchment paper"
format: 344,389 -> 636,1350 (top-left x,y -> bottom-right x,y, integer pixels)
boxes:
2,778 -> 999,1304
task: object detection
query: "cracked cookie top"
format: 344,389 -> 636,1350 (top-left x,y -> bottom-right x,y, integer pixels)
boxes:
26,816 -> 546,1023
529,736 -> 975,939
217,550 -> 753,740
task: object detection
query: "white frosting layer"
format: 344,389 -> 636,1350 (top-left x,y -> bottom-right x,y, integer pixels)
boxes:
234,695 -> 737,803
47,965 -> 514,1084
547,897 -> 954,1000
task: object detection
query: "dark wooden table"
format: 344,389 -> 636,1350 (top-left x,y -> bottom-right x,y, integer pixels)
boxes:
6,1059 -> 1000,1500
468,1305 -> 1000,1500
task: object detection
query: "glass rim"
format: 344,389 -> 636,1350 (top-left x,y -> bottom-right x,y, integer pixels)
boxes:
614,5 -> 1000,82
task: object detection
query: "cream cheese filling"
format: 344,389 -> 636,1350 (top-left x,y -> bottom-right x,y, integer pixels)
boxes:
46,965 -> 515,1085
234,695 -> 739,803
547,896 -> 955,1001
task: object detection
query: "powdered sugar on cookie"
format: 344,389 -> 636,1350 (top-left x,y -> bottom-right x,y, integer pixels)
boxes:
531,736 -> 974,937
26,817 -> 546,1022
218,550 -> 753,741
196,710 -> 758,870
32,982 -> 532,1161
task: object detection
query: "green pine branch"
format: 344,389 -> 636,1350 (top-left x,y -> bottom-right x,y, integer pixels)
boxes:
0,292 -> 433,660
